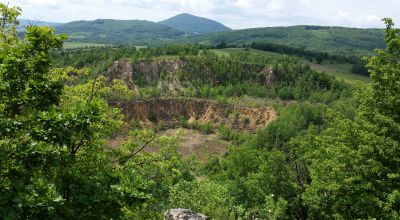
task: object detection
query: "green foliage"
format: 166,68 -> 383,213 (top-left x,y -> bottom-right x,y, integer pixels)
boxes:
136,44 -> 203,58
52,42 -> 351,105
0,8 -> 185,218
215,95 -> 228,104
6,5 -> 399,219
168,180 -> 233,218
159,13 -> 231,34
139,86 -> 160,99
111,129 -> 186,217
178,115 -> 188,128
219,125 -> 252,145
253,103 -> 324,150
99,78 -> 135,101
294,19 -> 400,219
191,121 -> 213,134
51,45 -> 138,77
260,195 -> 288,220
0,6 -> 124,217
57,19 -> 184,44
183,25 -> 385,56
242,117 -> 250,125
251,42 -> 361,65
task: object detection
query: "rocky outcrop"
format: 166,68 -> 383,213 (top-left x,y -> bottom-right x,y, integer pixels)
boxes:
104,59 -> 278,132
104,59 -> 277,87
242,64 -> 275,85
164,209 -> 209,220
104,60 -> 136,89
133,59 -> 186,84
114,98 -> 277,132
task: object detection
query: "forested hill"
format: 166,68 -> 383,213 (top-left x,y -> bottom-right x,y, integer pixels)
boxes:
56,19 -> 185,44
56,14 -> 231,45
159,13 -> 231,34
180,25 -> 385,56
55,17 -> 385,56
17,19 -> 63,32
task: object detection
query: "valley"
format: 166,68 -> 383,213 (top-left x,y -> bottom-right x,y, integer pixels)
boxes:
4,2 -> 400,219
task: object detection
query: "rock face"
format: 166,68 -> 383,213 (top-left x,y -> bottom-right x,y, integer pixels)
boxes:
104,60 -> 136,89
114,98 -> 277,132
104,59 -> 277,86
104,59 -> 278,132
132,59 -> 186,84
164,209 -> 209,220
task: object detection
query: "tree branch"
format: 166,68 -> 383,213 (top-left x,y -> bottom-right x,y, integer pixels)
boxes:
117,137 -> 155,166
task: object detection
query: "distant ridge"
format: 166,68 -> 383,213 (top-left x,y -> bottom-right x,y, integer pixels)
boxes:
159,13 -> 231,34
56,19 -> 184,44
18,19 -> 63,32
179,25 -> 385,56
18,19 -> 63,27
51,16 -> 384,56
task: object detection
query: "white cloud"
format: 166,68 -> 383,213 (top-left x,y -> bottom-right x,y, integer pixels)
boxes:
234,0 -> 253,8
10,0 -> 400,29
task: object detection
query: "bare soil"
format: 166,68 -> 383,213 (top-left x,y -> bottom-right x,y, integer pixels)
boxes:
107,128 -> 230,163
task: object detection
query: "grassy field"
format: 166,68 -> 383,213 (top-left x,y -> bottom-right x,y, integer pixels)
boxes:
305,61 -> 370,84
211,48 -> 370,84
63,42 -> 149,50
210,48 -> 278,57
63,42 -> 111,49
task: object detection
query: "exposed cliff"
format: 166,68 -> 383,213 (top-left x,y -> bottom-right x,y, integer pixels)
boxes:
114,98 -> 276,132
132,59 -> 186,83
104,60 -> 136,89
104,59 -> 278,132
104,59 -> 276,87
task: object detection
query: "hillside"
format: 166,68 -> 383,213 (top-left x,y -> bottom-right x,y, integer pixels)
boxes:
17,19 -> 63,32
53,17 -> 385,57
56,19 -> 185,44
5,2 -> 400,219
159,13 -> 231,34
18,19 -> 63,27
211,48 -> 370,84
180,25 -> 385,56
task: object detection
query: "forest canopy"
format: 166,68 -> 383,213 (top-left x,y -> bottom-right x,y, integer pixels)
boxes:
1,3 -> 399,219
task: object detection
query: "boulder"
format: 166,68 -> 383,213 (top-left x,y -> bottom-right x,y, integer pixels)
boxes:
164,209 -> 209,220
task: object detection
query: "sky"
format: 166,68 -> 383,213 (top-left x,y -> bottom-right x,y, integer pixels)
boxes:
9,0 -> 400,29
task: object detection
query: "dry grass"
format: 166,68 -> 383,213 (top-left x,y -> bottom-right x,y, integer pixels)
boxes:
107,128 -> 231,163
161,128 -> 230,163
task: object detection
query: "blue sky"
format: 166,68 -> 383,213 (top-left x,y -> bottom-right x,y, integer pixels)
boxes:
10,0 -> 400,29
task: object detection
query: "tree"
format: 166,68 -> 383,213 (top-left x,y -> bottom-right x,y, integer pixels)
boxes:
0,4 -> 180,218
298,19 -> 400,219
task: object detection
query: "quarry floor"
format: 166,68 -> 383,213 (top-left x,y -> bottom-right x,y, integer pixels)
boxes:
107,128 -> 230,163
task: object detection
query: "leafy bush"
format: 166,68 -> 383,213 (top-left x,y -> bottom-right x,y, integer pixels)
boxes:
242,117 -> 251,125
215,95 -> 228,104
168,180 -> 233,219
179,115 -> 189,128
192,121 -> 213,134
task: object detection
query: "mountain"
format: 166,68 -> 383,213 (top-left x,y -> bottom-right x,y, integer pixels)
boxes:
18,19 -> 63,32
18,19 -> 63,27
159,13 -> 231,34
180,25 -> 385,56
56,19 -> 185,44
54,16 -> 384,56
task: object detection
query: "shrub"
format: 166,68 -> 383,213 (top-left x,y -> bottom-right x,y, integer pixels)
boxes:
192,121 -> 213,134
219,125 -> 231,140
215,95 -> 228,104
179,115 -> 188,128
243,117 -> 251,125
